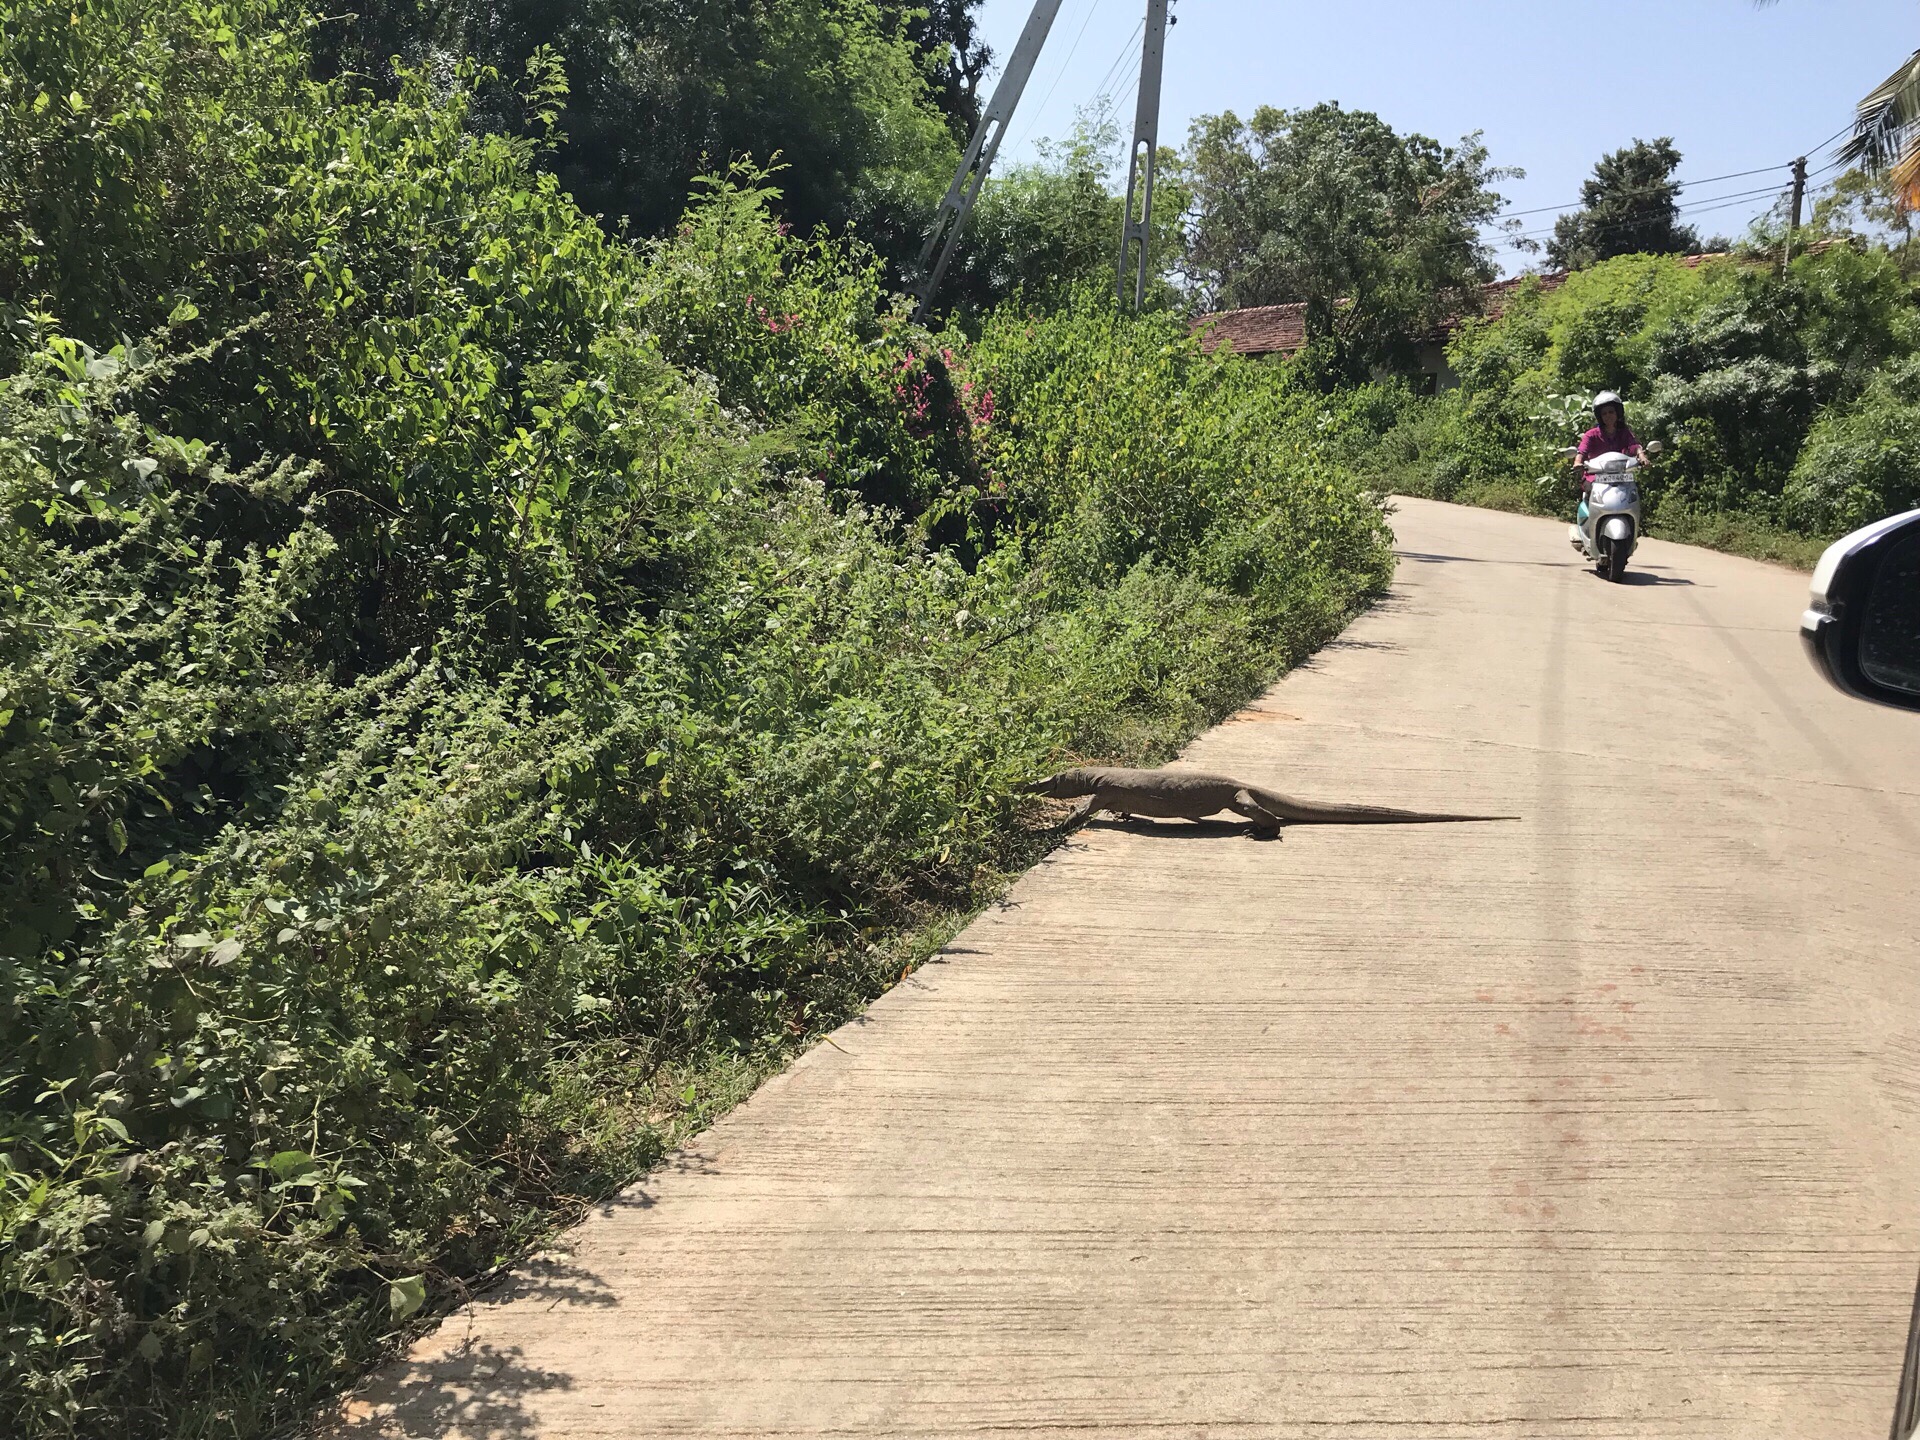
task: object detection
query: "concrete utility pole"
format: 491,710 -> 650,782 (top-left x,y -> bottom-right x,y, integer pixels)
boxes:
1785,155 -> 1808,272
912,0 -> 1066,322
1892,1285 -> 1920,1440
1117,0 -> 1172,311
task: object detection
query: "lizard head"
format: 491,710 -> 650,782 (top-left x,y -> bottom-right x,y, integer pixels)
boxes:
1021,768 -> 1102,798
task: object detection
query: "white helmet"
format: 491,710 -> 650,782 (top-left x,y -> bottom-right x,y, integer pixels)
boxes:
1592,391 -> 1625,416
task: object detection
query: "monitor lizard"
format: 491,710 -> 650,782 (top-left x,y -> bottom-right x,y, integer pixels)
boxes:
1024,767 -> 1515,837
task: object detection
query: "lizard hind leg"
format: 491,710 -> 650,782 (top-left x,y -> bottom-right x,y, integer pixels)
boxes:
1228,794 -> 1290,840
1229,788 -> 1286,839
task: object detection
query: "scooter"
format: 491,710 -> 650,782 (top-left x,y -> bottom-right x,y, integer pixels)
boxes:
1560,440 -> 1662,582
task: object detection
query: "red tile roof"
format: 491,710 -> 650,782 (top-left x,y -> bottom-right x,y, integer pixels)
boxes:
1194,253 -> 1734,358
1476,271 -> 1569,323
1192,302 -> 1308,358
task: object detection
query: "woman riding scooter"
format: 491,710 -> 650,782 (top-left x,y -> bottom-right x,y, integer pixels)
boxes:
1573,391 -> 1642,528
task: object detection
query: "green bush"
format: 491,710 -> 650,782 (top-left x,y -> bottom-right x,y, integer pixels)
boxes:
0,0 -> 313,346
1785,353 -> 1920,532
0,6 -> 1393,1436
1367,245 -> 1920,552
969,292 -> 1394,638
310,0 -> 962,264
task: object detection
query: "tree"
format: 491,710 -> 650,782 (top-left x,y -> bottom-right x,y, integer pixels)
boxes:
311,0 -> 960,254
883,0 -> 994,138
1547,138 -> 1699,270
1177,102 -> 1510,377
1839,48 -> 1920,207
1812,167 -> 1920,272
937,104 -> 1189,319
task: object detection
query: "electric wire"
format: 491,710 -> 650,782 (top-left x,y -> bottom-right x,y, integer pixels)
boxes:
1502,180 -> 1804,242
1489,163 -> 1789,221
1092,17 -> 1146,102
1112,74 -> 1141,131
1009,0 -> 1107,152
1807,119 -> 1858,158
1491,118 -> 1863,229
1503,186 -> 1804,247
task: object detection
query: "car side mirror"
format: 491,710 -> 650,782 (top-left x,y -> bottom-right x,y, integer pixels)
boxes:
1801,508 -> 1920,711
1644,440 -> 1664,456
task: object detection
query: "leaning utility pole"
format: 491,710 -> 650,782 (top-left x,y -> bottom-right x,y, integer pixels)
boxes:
1785,154 -> 1808,273
1116,0 -> 1172,311
912,0 -> 1066,321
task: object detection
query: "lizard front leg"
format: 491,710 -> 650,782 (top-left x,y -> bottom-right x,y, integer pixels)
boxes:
1064,796 -> 1096,825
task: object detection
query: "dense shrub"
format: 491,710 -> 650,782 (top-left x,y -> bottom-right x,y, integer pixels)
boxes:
1366,244 -> 1920,550
0,0 -> 313,346
1785,353 -> 1920,532
970,294 -> 1394,630
310,0 -> 963,264
0,5 -> 1393,1436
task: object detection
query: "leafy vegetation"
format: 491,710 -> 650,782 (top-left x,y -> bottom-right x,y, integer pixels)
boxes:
309,0 -> 965,265
1353,233 -> 1920,561
1546,137 -> 1702,271
1176,102 -> 1512,376
0,3 -> 1393,1436
938,105 -> 1189,322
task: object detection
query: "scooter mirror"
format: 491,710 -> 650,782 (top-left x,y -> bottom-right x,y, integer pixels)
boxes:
1644,440 -> 1665,456
1802,508 -> 1920,711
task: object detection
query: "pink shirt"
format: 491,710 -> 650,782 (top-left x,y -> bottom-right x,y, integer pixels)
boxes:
1577,424 -> 1641,463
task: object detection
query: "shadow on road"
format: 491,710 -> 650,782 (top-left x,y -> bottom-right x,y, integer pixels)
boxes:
1085,818 -> 1278,841
1611,569 -> 1697,586
1397,549 -> 1706,586
1396,550 -> 1574,568
332,1343 -> 573,1439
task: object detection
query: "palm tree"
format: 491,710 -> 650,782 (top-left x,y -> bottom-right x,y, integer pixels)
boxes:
1752,3 -> 1920,205
1841,49 -> 1920,206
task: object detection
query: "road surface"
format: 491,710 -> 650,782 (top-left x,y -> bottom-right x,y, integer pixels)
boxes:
336,498 -> 1920,1439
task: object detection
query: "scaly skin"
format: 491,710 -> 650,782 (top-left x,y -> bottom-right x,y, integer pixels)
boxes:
1023,767 -> 1515,836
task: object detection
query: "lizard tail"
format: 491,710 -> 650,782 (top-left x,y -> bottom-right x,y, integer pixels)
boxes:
1253,793 -> 1517,825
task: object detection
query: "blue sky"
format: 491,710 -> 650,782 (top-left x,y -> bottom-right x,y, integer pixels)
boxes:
974,0 -> 1919,273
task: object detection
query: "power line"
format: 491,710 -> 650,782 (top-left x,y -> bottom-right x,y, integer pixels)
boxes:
1092,17 -> 1146,100
1009,0 -> 1106,152
1110,67 -> 1142,135
1676,181 -> 1800,208
1493,163 -> 1791,221
1005,6 -> 1142,158
1492,120 -> 1864,226
1807,119 -> 1858,158
1680,190 -> 1794,220
1504,182 -> 1795,243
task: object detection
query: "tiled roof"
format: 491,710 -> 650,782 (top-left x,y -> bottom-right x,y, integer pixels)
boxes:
1476,271 -> 1569,322
1194,252 -> 1736,358
1192,302 -> 1308,357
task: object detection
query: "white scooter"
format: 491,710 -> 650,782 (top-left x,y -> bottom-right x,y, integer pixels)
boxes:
1560,440 -> 1662,582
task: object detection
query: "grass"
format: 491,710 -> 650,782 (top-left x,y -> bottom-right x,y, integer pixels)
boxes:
1644,506 -> 1829,571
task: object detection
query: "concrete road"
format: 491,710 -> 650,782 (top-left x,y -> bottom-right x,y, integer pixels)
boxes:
336,498 -> 1920,1439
